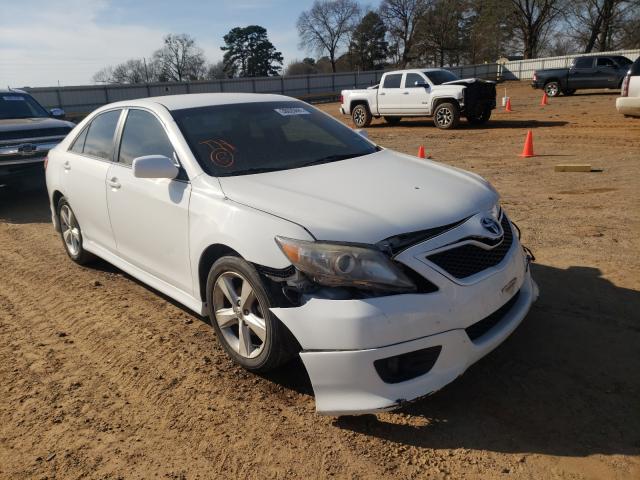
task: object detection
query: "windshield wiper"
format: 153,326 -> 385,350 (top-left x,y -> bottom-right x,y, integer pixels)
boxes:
299,153 -> 363,168
224,166 -> 285,176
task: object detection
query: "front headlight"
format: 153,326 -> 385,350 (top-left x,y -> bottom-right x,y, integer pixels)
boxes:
275,236 -> 416,292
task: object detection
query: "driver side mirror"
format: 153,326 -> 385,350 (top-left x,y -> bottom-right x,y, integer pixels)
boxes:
50,108 -> 65,119
132,155 -> 179,179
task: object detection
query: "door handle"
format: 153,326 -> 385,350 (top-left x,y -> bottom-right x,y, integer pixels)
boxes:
63,161 -> 71,171
379,92 -> 386,96
108,177 -> 121,189
402,91 -> 410,95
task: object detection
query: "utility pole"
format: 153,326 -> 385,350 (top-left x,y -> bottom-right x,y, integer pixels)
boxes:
143,57 -> 150,83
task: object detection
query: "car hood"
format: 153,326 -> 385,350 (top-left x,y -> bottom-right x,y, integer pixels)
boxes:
0,117 -> 75,133
217,150 -> 498,244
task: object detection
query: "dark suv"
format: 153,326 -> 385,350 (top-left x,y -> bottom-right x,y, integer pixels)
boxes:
531,55 -> 632,97
0,89 -> 74,189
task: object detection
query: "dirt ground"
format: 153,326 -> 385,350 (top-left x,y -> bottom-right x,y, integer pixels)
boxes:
1,81 -> 639,479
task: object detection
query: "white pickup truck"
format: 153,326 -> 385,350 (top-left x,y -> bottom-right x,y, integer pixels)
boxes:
340,68 -> 496,129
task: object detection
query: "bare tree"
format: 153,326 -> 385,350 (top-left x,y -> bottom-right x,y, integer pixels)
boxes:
153,34 -> 206,81
297,0 -> 361,72
508,0 -> 565,58
92,58 -> 158,84
379,0 -> 431,68
566,0 -> 640,52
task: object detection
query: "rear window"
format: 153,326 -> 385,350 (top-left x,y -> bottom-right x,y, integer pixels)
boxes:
423,70 -> 459,85
629,58 -> 640,76
0,94 -> 49,119
171,101 -> 377,177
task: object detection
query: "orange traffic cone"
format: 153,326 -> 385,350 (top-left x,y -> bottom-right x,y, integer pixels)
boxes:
417,145 -> 426,158
540,92 -> 548,106
505,98 -> 512,112
519,130 -> 535,157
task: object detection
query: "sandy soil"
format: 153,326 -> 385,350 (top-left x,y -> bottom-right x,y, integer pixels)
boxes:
1,81 -> 639,479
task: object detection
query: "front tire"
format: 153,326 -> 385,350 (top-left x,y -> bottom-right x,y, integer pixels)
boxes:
466,107 -> 492,125
351,104 -> 372,128
57,197 -> 94,265
433,102 -> 460,129
544,81 -> 560,97
206,256 -> 293,372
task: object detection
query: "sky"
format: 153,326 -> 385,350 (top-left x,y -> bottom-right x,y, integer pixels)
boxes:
0,0 -> 323,88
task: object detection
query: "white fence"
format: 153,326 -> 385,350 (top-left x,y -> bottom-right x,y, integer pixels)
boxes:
499,49 -> 640,80
24,49 -> 638,115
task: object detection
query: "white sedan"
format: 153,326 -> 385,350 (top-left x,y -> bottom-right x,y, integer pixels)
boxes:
45,93 -> 538,415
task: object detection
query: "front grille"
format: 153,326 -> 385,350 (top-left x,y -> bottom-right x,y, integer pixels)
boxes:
426,214 -> 513,279
465,289 -> 521,341
0,127 -> 72,142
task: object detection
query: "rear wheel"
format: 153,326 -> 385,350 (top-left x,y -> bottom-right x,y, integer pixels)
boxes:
57,197 -> 94,265
433,102 -> 460,129
383,116 -> 401,125
544,81 -> 560,97
466,107 -> 492,125
351,104 -> 372,128
206,256 -> 293,372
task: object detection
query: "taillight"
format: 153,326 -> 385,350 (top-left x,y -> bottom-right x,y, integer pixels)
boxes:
43,156 -> 48,170
340,94 -> 344,104
621,75 -> 630,97
533,72 -> 537,82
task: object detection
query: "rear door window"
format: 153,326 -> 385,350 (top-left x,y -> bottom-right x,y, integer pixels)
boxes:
574,57 -> 594,69
382,74 -> 402,88
82,110 -> 122,160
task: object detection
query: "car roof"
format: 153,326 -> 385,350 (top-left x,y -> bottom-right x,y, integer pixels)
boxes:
384,68 -> 448,75
103,92 -> 296,111
0,88 -> 29,94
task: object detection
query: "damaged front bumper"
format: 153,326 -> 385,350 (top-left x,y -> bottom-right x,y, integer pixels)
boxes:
271,223 -> 538,415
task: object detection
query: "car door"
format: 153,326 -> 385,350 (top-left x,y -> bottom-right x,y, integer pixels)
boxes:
568,57 -> 596,89
63,109 -> 121,252
397,72 -> 431,114
105,108 -> 193,295
377,73 -> 404,114
596,57 -> 621,88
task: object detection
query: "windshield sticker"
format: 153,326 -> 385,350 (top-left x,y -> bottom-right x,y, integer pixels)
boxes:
2,96 -> 25,101
274,107 -> 310,116
199,139 -> 236,167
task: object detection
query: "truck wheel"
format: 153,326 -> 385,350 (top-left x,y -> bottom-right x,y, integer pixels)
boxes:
544,81 -> 560,97
352,104 -> 372,128
562,88 -> 576,96
466,107 -> 492,126
384,116 -> 401,125
433,102 -> 460,130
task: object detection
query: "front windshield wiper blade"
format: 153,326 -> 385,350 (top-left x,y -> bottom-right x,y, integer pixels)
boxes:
225,167 -> 285,176
299,153 -> 363,168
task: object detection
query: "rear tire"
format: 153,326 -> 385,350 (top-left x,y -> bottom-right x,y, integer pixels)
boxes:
433,102 -> 460,130
351,104 -> 372,128
56,197 -> 95,265
544,81 -> 560,97
206,256 -> 294,373
384,116 -> 401,125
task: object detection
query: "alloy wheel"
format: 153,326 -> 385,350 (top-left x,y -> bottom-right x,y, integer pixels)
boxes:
60,204 -> 81,256
436,107 -> 453,127
213,271 -> 267,359
353,107 -> 366,127
545,82 -> 559,96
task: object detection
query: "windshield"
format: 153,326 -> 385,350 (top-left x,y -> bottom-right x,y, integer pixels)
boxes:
613,56 -> 632,67
423,70 -> 459,85
0,93 -> 49,119
171,101 -> 378,177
